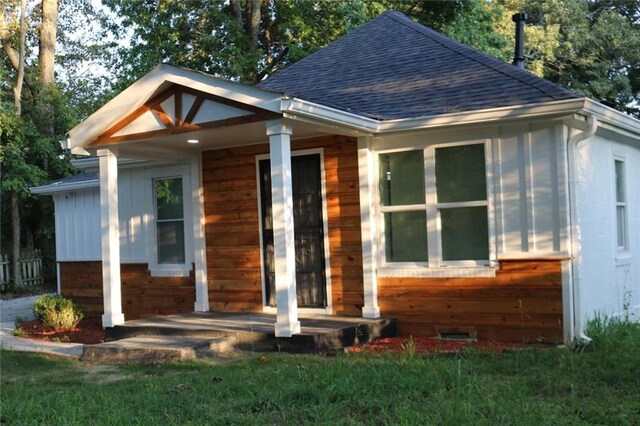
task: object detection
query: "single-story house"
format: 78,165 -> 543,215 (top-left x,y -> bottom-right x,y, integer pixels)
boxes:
32,11 -> 639,343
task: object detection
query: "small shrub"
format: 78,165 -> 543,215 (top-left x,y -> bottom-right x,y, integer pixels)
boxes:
33,295 -> 84,331
12,327 -> 27,337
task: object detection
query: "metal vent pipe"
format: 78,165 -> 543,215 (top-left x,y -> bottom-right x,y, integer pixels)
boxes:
512,13 -> 528,69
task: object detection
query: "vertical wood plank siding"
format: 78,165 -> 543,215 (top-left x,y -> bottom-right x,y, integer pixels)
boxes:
202,135 -> 364,315
378,260 -> 564,343
59,262 -> 195,320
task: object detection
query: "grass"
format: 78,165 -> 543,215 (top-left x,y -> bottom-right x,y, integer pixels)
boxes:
1,320 -> 640,425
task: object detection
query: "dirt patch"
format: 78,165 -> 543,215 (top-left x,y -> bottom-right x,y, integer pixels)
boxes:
348,336 -> 532,354
15,319 -> 105,344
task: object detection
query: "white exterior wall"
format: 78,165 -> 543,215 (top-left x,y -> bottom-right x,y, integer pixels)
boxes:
574,134 -> 640,322
494,123 -> 566,255
53,188 -> 102,261
54,160 -> 195,268
371,122 -> 567,262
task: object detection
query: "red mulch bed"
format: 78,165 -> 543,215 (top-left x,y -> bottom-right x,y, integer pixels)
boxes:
15,319 -> 105,345
348,336 -> 528,354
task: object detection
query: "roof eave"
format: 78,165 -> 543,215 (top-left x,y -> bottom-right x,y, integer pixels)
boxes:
284,97 -> 594,135
583,99 -> 640,138
30,179 -> 99,195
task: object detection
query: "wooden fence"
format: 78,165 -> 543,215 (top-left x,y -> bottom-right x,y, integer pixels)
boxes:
0,251 -> 44,291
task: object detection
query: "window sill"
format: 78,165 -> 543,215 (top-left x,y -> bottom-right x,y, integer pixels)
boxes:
149,266 -> 192,277
377,266 -> 496,278
615,253 -> 632,266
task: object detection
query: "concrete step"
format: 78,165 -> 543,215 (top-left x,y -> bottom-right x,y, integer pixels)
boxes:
106,313 -> 396,353
82,335 -> 236,364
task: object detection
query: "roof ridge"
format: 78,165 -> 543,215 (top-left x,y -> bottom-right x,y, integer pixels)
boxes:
383,11 -> 574,100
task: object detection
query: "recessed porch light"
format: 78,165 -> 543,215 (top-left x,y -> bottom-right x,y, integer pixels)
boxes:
187,139 -> 199,144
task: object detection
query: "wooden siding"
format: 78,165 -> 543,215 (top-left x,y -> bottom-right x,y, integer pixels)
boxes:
59,262 -> 195,320
202,135 -> 364,315
378,260 -> 564,343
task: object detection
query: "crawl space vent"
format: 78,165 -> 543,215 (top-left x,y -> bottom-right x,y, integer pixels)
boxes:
438,332 -> 471,341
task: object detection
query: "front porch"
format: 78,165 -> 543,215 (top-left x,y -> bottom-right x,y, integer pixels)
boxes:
82,311 -> 396,363
67,65 -> 380,338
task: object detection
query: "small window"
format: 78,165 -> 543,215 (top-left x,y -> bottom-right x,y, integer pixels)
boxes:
154,177 -> 185,264
615,159 -> 628,250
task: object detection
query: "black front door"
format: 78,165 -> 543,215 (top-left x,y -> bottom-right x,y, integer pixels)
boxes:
259,154 -> 327,308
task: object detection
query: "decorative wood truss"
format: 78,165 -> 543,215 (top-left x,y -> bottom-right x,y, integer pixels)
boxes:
87,85 -> 280,147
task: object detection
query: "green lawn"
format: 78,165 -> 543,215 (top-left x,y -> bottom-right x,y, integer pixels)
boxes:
1,319 -> 639,425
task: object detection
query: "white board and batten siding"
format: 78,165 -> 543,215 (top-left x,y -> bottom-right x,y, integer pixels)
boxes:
495,123 -> 567,255
574,134 -> 640,322
54,161 -> 194,267
54,188 -> 101,261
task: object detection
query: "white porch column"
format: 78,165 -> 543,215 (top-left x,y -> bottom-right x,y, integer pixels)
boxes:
358,137 -> 380,318
97,148 -> 125,328
267,119 -> 301,337
192,154 -> 209,312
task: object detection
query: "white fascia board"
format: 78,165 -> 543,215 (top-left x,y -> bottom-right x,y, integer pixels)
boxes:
584,99 -> 640,140
71,157 -> 169,172
67,64 -> 284,150
284,97 -> 593,136
163,66 -> 283,112
376,98 -> 589,133
281,98 -> 378,133
30,179 -> 99,195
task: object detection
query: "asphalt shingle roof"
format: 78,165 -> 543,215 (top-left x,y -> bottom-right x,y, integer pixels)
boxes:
39,172 -> 98,187
258,11 -> 579,120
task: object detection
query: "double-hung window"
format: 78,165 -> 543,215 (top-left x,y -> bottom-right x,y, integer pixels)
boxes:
379,142 -> 490,267
154,177 -> 186,264
614,159 -> 628,250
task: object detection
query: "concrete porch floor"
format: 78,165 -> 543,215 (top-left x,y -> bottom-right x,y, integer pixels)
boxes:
82,312 -> 396,363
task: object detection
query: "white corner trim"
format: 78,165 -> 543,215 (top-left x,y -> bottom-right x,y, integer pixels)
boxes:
357,136 -> 380,319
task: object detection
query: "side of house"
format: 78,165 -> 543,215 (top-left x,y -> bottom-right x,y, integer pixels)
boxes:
573,131 -> 640,326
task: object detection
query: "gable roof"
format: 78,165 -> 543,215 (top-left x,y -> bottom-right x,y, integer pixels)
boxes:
259,10 -> 579,120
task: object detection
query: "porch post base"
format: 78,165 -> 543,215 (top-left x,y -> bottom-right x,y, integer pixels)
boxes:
194,301 -> 209,312
362,305 -> 381,319
275,320 -> 301,338
101,313 -> 125,328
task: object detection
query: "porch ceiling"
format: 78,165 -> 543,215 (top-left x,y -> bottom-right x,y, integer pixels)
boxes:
90,119 -> 352,160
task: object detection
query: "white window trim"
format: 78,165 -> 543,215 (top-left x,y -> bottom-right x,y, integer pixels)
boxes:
614,155 -> 629,254
255,148 -> 333,315
376,139 -> 496,272
145,165 -> 194,277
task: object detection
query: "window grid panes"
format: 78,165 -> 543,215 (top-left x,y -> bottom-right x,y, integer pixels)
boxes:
615,160 -> 627,249
379,143 -> 489,266
154,177 -> 186,264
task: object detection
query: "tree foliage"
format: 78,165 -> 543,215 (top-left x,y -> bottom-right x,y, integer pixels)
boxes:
101,0 -> 381,87
495,0 -> 640,116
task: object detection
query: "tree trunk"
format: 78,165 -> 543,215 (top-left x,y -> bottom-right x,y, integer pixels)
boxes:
11,192 -> 22,289
10,0 -> 27,289
39,0 -> 58,88
11,0 -> 27,115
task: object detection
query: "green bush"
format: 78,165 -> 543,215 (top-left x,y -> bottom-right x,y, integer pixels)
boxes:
33,295 -> 84,331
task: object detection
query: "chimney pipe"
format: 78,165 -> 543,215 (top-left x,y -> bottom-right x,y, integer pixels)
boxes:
512,13 -> 528,70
